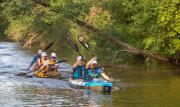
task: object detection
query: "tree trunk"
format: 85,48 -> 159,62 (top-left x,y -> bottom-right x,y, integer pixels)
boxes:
72,18 -> 171,62
31,0 -> 178,65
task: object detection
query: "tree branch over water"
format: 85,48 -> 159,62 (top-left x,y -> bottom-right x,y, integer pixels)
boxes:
31,0 -> 180,65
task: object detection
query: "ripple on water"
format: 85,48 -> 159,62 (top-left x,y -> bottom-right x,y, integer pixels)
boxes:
0,42 -> 114,107
13,87 -> 112,107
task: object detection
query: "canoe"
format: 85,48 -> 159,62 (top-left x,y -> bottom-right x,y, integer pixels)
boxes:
35,70 -> 60,78
69,78 -> 112,93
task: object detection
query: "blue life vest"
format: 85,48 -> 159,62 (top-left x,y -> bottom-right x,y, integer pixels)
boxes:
87,67 -> 102,80
73,64 -> 86,79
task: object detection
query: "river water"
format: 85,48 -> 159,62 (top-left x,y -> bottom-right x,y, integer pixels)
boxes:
0,42 -> 180,107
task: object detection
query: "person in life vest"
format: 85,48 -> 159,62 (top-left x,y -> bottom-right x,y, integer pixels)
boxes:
28,49 -> 42,70
48,52 -> 59,71
86,60 -> 101,81
35,52 -> 49,72
86,60 -> 112,81
72,56 -> 86,79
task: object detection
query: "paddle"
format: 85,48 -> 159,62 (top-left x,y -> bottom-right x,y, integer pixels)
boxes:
77,36 -> 119,88
67,34 -> 119,88
49,60 -> 67,66
66,34 -> 82,56
17,42 -> 57,77
78,35 -> 90,51
17,60 -> 67,77
66,34 -> 92,65
16,70 -> 33,76
44,42 -> 54,51
78,36 -> 95,56
67,35 -> 111,78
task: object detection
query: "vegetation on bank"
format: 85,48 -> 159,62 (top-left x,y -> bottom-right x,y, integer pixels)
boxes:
0,0 -> 179,64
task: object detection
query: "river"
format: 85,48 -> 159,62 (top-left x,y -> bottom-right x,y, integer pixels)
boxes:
0,42 -> 180,107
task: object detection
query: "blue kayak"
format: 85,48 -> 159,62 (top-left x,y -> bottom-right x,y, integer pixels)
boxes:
69,78 -> 112,93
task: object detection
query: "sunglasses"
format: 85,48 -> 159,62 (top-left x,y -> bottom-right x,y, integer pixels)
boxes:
51,57 -> 56,58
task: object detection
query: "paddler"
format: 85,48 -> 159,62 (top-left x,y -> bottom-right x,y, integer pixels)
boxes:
86,59 -> 112,81
28,49 -> 42,70
72,56 -> 86,79
34,52 -> 49,72
42,52 -> 60,77
48,52 -> 59,71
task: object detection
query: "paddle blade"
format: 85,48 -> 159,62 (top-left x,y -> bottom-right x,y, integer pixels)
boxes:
16,70 -> 33,76
44,42 -> 54,51
78,36 -> 90,50
56,60 -> 67,64
16,72 -> 28,76
66,34 -> 79,53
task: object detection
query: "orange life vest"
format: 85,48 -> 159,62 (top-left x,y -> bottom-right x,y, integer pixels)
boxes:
37,58 -> 49,70
49,59 -> 56,65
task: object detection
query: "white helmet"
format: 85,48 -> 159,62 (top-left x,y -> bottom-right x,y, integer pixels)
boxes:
41,52 -> 47,57
91,60 -> 97,64
51,52 -> 57,58
38,49 -> 42,54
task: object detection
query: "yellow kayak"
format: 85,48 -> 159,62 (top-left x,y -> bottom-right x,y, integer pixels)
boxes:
35,70 -> 60,78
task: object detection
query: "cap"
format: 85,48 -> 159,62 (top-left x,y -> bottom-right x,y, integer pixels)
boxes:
91,60 -> 97,64
38,50 -> 42,54
51,52 -> 57,58
41,52 -> 47,57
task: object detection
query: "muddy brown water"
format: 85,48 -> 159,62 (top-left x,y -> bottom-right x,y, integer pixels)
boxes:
0,42 -> 180,107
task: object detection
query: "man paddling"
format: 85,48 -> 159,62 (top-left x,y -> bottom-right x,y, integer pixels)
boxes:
48,52 -> 59,70
86,59 -> 112,82
44,52 -> 60,77
34,52 -> 61,78
34,52 -> 49,72
72,56 -> 86,79
28,49 -> 42,70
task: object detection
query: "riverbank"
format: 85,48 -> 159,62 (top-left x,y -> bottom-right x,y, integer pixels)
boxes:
0,37 -> 166,69
0,37 -> 12,42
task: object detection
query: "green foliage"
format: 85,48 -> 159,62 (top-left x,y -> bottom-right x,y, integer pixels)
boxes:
48,0 -> 93,19
0,14 -> 9,37
0,0 -> 179,62
0,1 -> 9,37
142,0 -> 180,57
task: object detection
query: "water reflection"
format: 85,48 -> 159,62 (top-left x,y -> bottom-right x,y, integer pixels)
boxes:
0,42 -> 180,107
108,62 -> 180,107
14,87 -> 112,107
0,42 -> 112,107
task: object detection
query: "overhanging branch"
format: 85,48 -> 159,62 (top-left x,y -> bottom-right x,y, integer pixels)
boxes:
31,0 -> 178,64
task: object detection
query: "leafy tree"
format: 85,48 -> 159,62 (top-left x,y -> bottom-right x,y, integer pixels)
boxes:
0,0 -> 179,63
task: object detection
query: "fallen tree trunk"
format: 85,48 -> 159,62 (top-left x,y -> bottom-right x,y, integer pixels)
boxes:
72,18 -> 171,62
31,0 -> 179,65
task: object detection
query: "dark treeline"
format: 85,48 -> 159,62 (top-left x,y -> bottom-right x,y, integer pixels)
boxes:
0,0 -> 179,64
